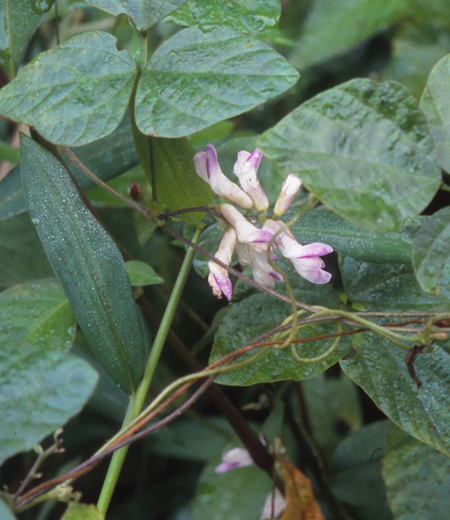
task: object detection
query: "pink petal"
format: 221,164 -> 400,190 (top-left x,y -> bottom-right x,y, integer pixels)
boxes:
296,242 -> 333,258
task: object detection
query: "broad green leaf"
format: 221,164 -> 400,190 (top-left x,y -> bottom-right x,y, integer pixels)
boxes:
152,137 -> 212,223
0,0 -> 52,78
420,53 -> 450,172
290,210 -> 413,265
0,32 -> 136,146
61,502 -> 104,520
341,335 -> 450,457
0,166 -> 25,220
85,0 -> 188,30
167,0 -> 280,33
302,372 -> 363,461
0,499 -> 17,520
383,427 -> 450,520
135,26 -> 299,138
0,280 -> 98,465
259,79 -> 441,232
289,0 -> 408,69
211,276 -> 351,386
21,135 -> 147,395
125,260 -> 163,286
192,445 -> 272,520
0,213 -> 53,288
330,420 -> 392,518
341,257 -> 450,310
413,207 -> 450,294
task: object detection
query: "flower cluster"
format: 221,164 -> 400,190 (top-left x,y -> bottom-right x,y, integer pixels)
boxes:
194,144 -> 333,300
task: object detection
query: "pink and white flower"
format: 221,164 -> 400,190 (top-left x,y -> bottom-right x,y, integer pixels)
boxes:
207,227 -> 236,300
233,148 -> 269,212
194,145 -> 253,210
273,174 -> 302,217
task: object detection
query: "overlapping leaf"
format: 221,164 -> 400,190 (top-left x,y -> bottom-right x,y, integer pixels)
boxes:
167,0 -> 280,33
0,32 -> 136,146
135,26 -> 299,138
341,335 -> 450,457
0,279 -> 98,465
0,0 -> 52,78
259,79 -> 441,232
85,0 -> 188,30
420,53 -> 450,172
383,427 -> 450,520
211,275 -> 351,386
125,260 -> 163,286
412,207 -> 450,294
21,135 -> 147,394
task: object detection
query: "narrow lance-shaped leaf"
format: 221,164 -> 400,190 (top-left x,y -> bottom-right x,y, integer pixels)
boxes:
135,26 -> 299,138
21,135 -> 147,395
420,53 -> 450,173
0,0 -> 52,78
0,280 -> 98,465
259,79 -> 441,232
413,207 -> 450,294
0,32 -> 136,146
166,0 -> 280,33
85,0 -> 188,30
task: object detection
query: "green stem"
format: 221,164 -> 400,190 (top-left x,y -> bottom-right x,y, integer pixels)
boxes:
97,228 -> 201,514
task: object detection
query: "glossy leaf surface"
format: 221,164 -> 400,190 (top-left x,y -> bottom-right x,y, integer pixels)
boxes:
85,0 -> 188,30
412,207 -> 450,294
259,79 -> 441,232
0,0 -> 52,77
0,32 -> 136,146
341,335 -> 450,457
21,135 -> 146,395
135,26 -> 299,137
420,53 -> 450,172
0,280 -> 98,465
0,166 -> 25,220
167,0 -> 280,33
383,427 -> 450,520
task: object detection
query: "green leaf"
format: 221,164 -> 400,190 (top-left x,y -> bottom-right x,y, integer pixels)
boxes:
341,257 -> 450,310
85,0 -> 188,30
0,166 -> 26,220
0,280 -> 98,465
152,137 -> 212,222
290,209 -> 413,265
330,420 -> 392,516
192,446 -> 272,520
302,372 -> 363,461
289,0 -> 408,69
0,499 -> 17,520
383,427 -> 450,520
167,0 -> 280,33
412,208 -> 450,295
0,32 -> 136,146
0,0 -> 52,78
341,335 -> 450,457
420,53 -> 450,173
61,502 -> 104,520
259,78 -> 441,232
0,213 -> 53,288
21,135 -> 147,395
125,260 -> 163,286
135,26 -> 299,138
211,278 -> 351,386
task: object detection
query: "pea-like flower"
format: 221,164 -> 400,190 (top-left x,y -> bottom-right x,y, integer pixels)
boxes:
194,144 -> 333,299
